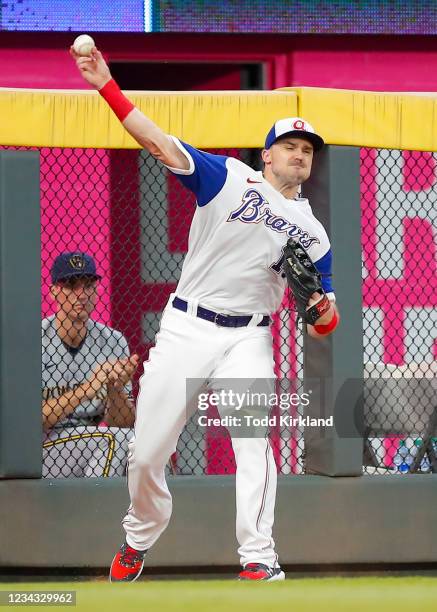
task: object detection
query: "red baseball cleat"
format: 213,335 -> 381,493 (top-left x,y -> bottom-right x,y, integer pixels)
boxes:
109,542 -> 147,582
238,562 -> 285,582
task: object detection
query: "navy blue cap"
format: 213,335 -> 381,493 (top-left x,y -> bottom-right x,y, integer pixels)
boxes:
265,117 -> 324,152
51,252 -> 102,284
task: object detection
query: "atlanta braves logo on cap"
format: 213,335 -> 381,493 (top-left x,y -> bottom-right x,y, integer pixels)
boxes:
264,117 -> 324,151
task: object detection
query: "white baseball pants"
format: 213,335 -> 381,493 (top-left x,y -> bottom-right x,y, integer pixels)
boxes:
122,297 -> 279,567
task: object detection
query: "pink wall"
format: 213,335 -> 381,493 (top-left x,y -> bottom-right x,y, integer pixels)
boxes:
40,148 -> 112,324
0,48 -> 83,89
0,32 -> 437,91
290,47 -> 437,91
2,32 -> 437,91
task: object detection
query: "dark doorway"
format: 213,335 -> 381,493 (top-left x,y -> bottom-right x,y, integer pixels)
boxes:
108,61 -> 263,91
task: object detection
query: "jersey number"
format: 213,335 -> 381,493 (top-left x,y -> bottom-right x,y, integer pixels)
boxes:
270,250 -> 285,275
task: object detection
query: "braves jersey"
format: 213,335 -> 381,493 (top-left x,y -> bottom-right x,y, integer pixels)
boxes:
42,315 -> 131,430
166,137 -> 334,315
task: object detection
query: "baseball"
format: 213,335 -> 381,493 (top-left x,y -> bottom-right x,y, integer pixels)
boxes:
73,34 -> 95,57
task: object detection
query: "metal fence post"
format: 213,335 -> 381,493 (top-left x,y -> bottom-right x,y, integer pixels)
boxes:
302,146 -> 364,476
0,151 -> 41,477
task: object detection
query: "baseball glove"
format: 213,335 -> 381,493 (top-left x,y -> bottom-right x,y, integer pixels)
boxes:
282,238 -> 331,325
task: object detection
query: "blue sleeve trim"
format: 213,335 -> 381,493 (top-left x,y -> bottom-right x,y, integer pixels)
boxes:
314,249 -> 334,293
171,141 -> 228,206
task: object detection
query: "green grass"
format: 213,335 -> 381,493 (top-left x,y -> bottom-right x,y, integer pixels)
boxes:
2,577 -> 437,612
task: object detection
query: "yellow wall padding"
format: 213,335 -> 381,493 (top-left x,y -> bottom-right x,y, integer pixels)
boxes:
284,87 -> 437,152
0,88 -> 297,149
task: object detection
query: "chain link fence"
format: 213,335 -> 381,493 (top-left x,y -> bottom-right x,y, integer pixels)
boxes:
361,148 -> 437,474
33,146 -> 303,478
6,144 -> 435,477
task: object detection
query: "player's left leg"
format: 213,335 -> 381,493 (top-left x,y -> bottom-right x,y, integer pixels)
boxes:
211,327 -> 284,580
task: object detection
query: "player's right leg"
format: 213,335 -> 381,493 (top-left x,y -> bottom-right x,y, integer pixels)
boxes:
110,304 -> 219,581
211,327 -> 284,580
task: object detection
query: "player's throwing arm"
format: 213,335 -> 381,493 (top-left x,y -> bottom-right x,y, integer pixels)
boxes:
70,45 -> 188,170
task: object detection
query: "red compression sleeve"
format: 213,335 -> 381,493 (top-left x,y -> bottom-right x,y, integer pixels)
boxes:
99,79 -> 134,122
314,310 -> 339,335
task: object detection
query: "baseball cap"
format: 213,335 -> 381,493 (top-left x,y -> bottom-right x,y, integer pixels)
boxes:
51,252 -> 102,284
265,117 -> 324,152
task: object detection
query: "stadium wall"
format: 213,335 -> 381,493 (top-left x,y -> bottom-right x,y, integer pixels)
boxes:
2,477 -> 437,567
2,32 -> 437,91
0,86 -> 436,567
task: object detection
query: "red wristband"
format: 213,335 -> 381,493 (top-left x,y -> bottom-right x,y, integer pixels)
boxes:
314,310 -> 339,335
99,79 -> 134,122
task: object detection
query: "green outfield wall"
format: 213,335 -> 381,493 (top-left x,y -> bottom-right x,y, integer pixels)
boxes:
1,476 -> 437,567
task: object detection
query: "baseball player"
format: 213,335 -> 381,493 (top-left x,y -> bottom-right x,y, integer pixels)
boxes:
42,252 -> 139,477
71,47 -> 339,581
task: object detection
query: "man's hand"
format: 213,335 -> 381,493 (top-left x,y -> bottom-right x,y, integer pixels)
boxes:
307,291 -> 323,308
70,46 -> 111,90
105,356 -> 139,428
87,355 -> 139,397
107,355 -> 139,390
306,290 -> 339,338
42,356 -> 139,430
307,291 -> 333,325
85,361 -> 113,398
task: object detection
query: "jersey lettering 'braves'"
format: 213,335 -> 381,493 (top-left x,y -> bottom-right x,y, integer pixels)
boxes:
227,188 -> 320,249
165,137 -> 334,315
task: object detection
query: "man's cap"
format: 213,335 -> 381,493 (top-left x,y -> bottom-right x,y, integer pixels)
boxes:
51,252 -> 102,284
265,117 -> 324,151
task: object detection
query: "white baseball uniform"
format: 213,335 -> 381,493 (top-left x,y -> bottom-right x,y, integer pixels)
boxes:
122,139 -> 334,567
42,315 -> 133,478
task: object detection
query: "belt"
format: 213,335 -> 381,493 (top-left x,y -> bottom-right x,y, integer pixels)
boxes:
172,297 -> 270,328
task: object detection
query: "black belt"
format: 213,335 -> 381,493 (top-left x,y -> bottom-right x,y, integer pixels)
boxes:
172,297 -> 270,328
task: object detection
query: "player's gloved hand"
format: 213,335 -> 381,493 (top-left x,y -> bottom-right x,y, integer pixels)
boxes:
282,238 -> 331,325
70,46 -> 111,90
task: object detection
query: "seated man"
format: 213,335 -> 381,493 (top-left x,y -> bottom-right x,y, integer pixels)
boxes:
42,252 -> 138,477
